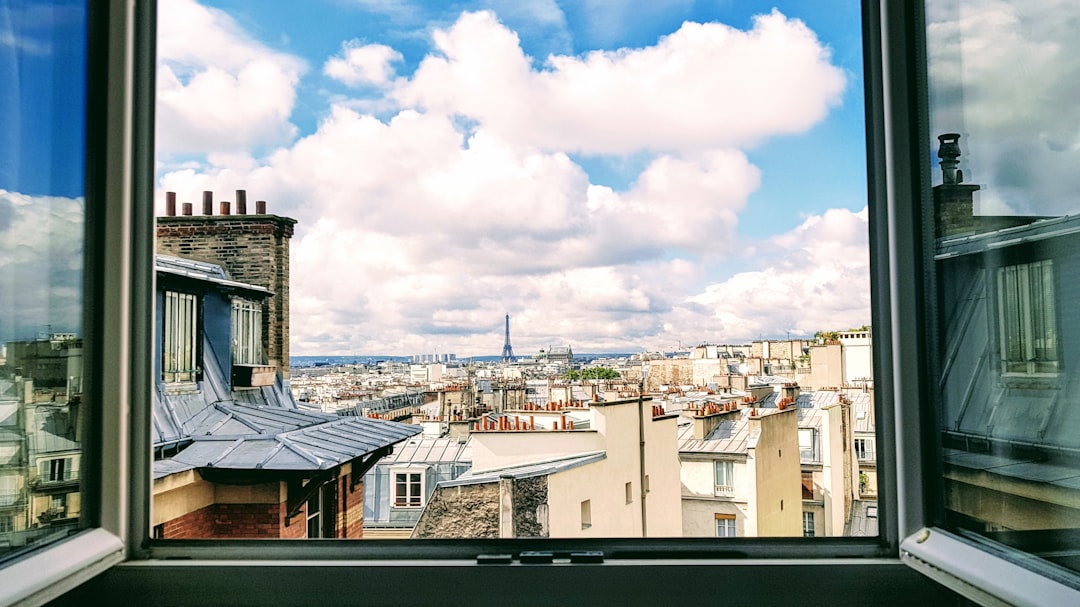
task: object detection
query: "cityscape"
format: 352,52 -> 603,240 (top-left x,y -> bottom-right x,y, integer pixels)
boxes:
0,193 -> 877,544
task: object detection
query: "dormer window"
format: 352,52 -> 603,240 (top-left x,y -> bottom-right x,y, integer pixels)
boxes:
997,260 -> 1058,376
231,298 -> 263,365
163,291 -> 199,383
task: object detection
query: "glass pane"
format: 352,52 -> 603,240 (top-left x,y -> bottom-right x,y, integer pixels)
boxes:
0,0 -> 87,559
152,0 -> 873,541
927,0 -> 1080,578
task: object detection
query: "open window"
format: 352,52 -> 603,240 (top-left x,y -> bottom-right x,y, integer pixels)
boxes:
8,0 -> 1080,605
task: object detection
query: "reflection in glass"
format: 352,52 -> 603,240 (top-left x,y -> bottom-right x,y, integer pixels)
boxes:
0,1 -> 87,559
928,0 -> 1080,577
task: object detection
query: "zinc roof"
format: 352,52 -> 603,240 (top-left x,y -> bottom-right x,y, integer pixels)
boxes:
171,413 -> 421,471
442,451 -> 606,486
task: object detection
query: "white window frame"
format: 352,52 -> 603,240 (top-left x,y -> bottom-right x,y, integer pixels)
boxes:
230,298 -> 263,365
802,512 -> 815,538
854,438 -> 874,462
391,469 -> 425,509
997,260 -> 1058,376
162,290 -> 198,383
715,514 -> 736,538
713,460 -> 734,497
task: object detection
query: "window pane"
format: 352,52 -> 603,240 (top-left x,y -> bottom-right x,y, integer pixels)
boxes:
0,0 -> 87,560
152,0 -> 873,541
927,0 -> 1080,579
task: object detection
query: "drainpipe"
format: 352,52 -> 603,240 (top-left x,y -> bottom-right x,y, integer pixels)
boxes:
638,379 -> 648,537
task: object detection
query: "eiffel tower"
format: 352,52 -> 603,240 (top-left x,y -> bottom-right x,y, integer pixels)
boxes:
501,314 -> 515,362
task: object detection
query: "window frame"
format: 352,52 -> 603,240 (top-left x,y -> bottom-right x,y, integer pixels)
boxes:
162,290 -> 199,382
995,260 -> 1059,377
391,469 -> 425,509
713,460 -> 734,497
0,1 -> 153,604
230,297 -> 263,366
17,1 -> 1080,605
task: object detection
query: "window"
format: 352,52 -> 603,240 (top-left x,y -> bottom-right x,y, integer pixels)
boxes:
801,472 -> 815,500
163,291 -> 198,382
230,298 -> 263,365
798,428 -> 817,461
306,491 -> 322,539
854,438 -> 873,462
17,1 -> 1080,606
715,514 -> 736,538
713,461 -> 734,497
997,261 -> 1058,375
580,500 -> 591,530
625,481 -> 633,504
803,512 -> 816,537
40,457 -> 75,482
0,516 -> 11,534
393,471 -> 424,508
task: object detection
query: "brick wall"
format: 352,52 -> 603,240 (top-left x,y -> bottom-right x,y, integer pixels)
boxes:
340,477 -> 364,538
157,191 -> 297,378
280,500 -> 307,539
160,504 -> 215,538
211,503 -> 282,538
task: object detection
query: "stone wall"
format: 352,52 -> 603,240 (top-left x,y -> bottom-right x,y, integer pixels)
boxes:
411,482 -> 500,538
512,476 -> 548,538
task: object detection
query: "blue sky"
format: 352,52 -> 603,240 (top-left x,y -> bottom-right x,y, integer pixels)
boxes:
155,0 -> 872,356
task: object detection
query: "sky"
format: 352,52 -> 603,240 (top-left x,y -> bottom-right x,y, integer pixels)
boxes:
0,1 -> 86,345
153,0 -> 873,357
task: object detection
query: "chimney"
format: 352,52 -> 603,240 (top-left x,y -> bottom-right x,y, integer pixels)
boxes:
165,191 -> 176,216
933,133 -> 981,238
156,190 -> 297,379
256,200 -> 267,214
693,406 -> 739,440
236,189 -> 247,214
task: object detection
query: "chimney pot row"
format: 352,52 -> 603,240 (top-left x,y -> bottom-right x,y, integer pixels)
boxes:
163,190 -> 269,216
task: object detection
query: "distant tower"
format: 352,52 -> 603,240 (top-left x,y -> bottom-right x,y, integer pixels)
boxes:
502,314 -> 515,362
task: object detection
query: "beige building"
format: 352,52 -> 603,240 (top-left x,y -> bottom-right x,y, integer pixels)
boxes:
795,390 -> 861,537
678,399 -> 802,537
412,396 -> 682,538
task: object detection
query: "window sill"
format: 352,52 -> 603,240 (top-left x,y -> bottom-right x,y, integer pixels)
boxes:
0,528 -> 124,606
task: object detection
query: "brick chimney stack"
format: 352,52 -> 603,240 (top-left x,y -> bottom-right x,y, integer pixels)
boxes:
157,189 -> 296,379
933,133 -> 981,238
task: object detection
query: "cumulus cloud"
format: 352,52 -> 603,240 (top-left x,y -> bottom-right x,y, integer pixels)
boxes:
395,10 -> 846,154
159,7 -> 858,355
686,207 -> 871,342
0,191 -> 84,344
324,41 -> 403,87
927,0 -> 1080,215
156,0 -> 305,155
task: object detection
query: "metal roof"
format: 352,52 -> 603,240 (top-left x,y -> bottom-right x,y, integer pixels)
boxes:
677,412 -> 752,455
155,254 -> 272,296
441,451 -> 606,487
171,414 -> 421,471
379,435 -> 472,466
935,213 -> 1080,259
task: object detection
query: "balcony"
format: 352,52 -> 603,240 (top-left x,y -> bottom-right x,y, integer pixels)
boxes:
232,364 -> 277,388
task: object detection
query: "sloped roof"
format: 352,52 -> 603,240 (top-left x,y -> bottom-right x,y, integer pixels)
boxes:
677,411 -> 752,455
379,435 -> 472,466
441,451 -> 605,487
170,414 -> 420,471
156,254 -> 271,297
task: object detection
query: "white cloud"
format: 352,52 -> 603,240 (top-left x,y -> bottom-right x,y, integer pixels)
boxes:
158,8 -> 858,355
0,191 -> 84,343
927,0 -> 1080,215
156,0 -> 305,155
324,41 -> 403,87
395,10 -> 846,154
686,207 -> 871,342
